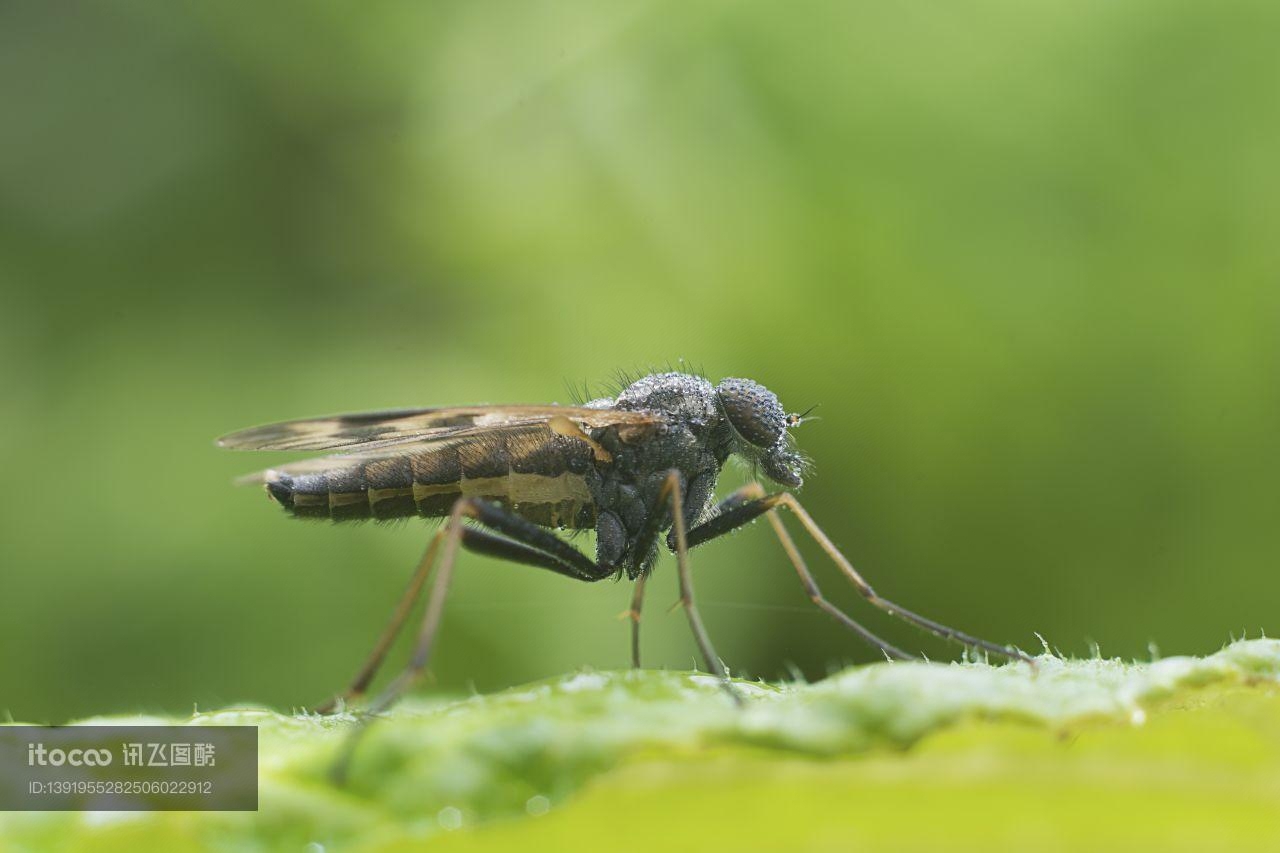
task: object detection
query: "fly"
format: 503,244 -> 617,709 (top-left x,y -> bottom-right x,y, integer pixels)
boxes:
218,371 -> 1032,716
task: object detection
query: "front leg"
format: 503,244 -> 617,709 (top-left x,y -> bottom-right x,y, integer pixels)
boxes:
679,483 -> 911,661
685,484 -> 1031,664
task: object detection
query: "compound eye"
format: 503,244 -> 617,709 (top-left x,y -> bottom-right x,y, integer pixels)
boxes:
716,378 -> 785,448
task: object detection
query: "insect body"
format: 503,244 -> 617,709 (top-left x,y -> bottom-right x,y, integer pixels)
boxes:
219,372 -> 1029,713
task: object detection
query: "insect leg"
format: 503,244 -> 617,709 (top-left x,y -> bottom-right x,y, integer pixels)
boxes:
360,500 -> 471,717
316,511 -> 606,714
628,575 -> 648,669
458,525 -> 606,581
465,498 -> 612,580
687,486 -> 1032,664
313,531 -> 443,714
363,499 -> 614,714
330,499 -> 616,782
331,502 -> 468,783
657,471 -> 743,705
685,483 -> 912,661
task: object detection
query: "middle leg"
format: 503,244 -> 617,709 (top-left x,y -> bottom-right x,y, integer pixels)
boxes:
628,574 -> 648,669
652,471 -> 742,704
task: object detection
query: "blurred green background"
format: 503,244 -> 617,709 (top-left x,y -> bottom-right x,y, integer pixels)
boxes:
1,0 -> 1277,723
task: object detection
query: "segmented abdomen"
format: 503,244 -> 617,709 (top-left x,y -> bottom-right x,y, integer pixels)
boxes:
261,431 -> 598,528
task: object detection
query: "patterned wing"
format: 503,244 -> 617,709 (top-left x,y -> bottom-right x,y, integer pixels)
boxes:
216,403 -> 659,452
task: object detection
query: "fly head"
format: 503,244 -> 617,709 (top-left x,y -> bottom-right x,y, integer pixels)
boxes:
715,377 -> 810,488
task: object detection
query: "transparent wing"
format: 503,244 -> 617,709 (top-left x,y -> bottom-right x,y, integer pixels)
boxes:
216,403 -> 658,452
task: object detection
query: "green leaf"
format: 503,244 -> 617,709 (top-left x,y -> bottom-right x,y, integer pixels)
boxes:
5,638 -> 1280,851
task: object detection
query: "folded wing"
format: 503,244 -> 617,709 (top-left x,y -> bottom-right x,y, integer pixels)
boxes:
216,403 -> 658,453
